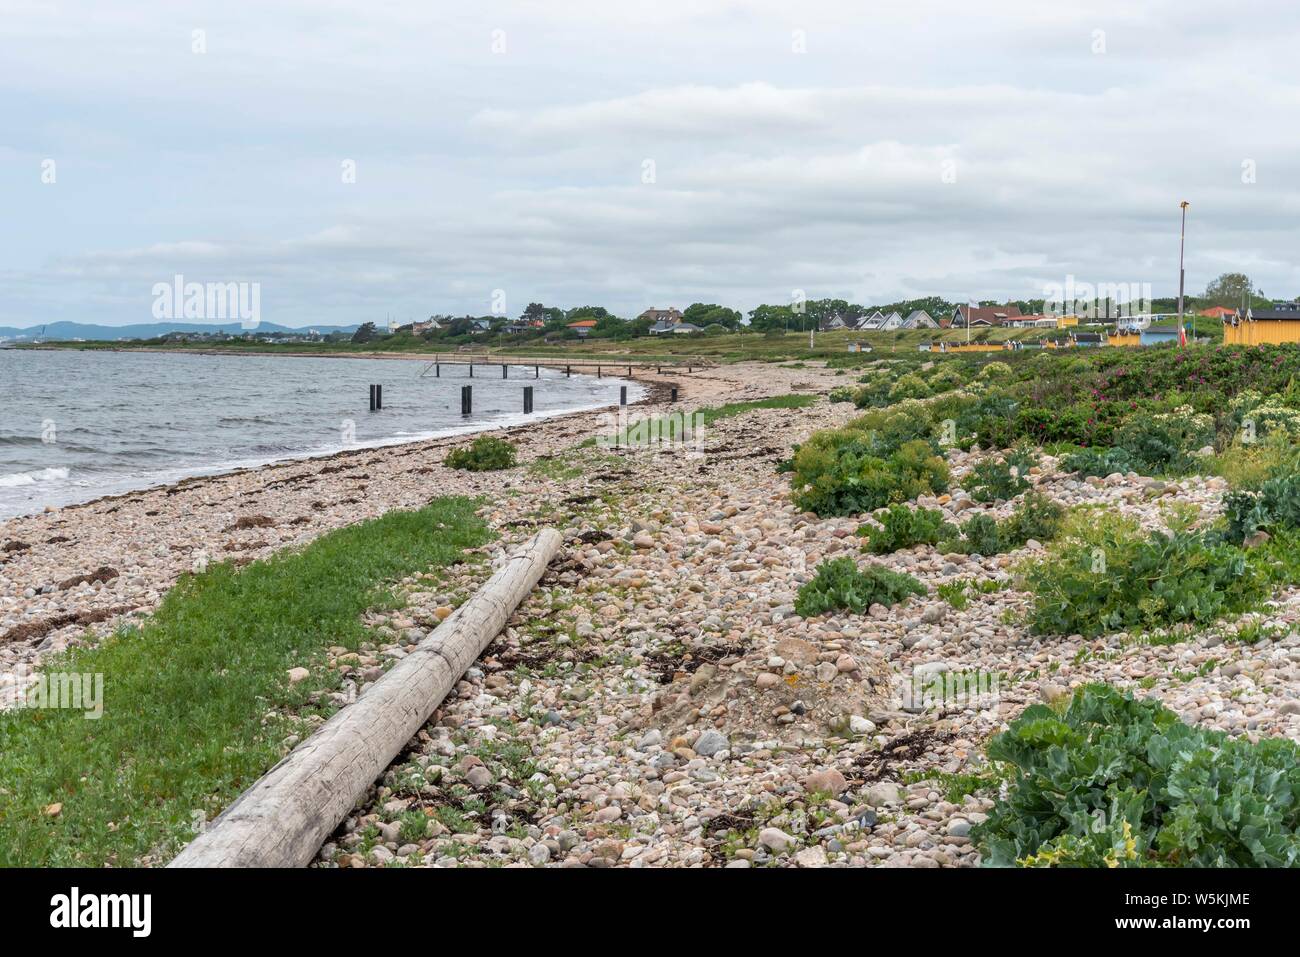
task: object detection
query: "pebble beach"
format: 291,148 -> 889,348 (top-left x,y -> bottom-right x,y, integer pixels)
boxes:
4,359 -> 1300,868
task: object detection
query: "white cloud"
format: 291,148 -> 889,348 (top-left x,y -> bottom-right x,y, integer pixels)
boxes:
3,0 -> 1300,327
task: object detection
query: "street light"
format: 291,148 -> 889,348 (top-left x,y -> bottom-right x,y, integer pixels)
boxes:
1177,200 -> 1190,344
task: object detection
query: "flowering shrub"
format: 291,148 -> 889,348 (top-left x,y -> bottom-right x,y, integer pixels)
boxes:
1231,390 -> 1300,441
888,373 -> 931,401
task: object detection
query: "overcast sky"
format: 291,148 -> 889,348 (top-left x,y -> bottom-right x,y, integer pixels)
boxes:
3,0 -> 1299,328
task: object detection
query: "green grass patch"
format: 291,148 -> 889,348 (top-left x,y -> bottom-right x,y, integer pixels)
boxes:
0,498 -> 492,866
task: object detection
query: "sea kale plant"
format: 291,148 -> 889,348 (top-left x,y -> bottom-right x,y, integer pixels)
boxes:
963,445 -> 1036,503
858,504 -> 954,554
974,684 -> 1300,867
795,557 -> 926,617
1022,510 -> 1267,637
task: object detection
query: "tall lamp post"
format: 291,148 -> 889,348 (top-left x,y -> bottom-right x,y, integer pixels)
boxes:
1177,200 -> 1190,344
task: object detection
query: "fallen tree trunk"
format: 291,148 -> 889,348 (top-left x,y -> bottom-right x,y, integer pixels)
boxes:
170,528 -> 562,868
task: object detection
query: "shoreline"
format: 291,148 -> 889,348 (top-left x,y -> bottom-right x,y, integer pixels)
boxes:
0,349 -> 658,521
0,364 -> 712,671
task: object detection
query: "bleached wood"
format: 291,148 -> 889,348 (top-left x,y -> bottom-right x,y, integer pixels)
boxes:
169,528 -> 562,868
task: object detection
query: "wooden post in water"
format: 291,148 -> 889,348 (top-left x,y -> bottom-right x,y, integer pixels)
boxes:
670,387 -> 677,403
461,385 -> 472,415
534,365 -> 539,378
469,363 -> 474,378
524,386 -> 533,414
368,384 -> 376,412
565,365 -> 570,377
620,386 -> 627,406
502,364 -> 508,379
375,384 -> 382,410
435,363 -> 440,377
597,366 -> 602,378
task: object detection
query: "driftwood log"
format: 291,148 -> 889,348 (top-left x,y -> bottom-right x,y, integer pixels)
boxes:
170,528 -> 562,868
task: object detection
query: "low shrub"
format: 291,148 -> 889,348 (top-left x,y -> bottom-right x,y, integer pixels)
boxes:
964,447 -> 1035,503
973,684 -> 1300,867
1231,389 -> 1300,442
444,435 -> 518,471
926,366 -> 966,394
795,557 -> 926,617
1023,512 -> 1267,636
1001,490 -> 1067,544
859,504 -> 954,554
888,373 -> 931,401
1060,446 -> 1139,478
790,411 -> 949,516
939,492 -> 1064,556
1109,405 -> 1214,476
1221,470 -> 1300,544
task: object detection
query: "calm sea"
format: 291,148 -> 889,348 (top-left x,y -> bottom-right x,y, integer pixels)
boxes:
0,349 -> 640,519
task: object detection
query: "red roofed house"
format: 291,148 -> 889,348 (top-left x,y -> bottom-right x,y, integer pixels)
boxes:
1200,306 -> 1239,320
951,304 -> 1024,328
567,318 -> 598,338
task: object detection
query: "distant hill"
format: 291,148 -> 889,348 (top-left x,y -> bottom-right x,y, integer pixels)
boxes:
0,321 -> 361,342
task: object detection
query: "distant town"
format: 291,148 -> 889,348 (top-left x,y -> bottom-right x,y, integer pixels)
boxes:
5,271 -> 1296,350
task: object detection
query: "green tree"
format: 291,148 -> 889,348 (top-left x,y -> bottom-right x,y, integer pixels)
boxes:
747,303 -> 796,332
684,303 -> 743,328
350,321 -> 378,344
1203,273 -> 1255,309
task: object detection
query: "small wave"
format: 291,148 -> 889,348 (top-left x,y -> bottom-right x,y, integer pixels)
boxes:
0,467 -> 70,488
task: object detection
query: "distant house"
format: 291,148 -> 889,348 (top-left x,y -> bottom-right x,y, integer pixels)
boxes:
952,304 -> 1023,327
502,322 -> 533,334
819,315 -> 847,332
1200,306 -> 1239,320
856,310 -> 903,330
650,320 -> 700,335
638,307 -> 683,325
902,310 -> 938,329
567,318 -> 599,338
1004,314 -> 1054,329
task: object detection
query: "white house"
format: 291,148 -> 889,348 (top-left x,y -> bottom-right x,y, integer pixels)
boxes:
856,310 -> 904,330
903,310 -> 938,329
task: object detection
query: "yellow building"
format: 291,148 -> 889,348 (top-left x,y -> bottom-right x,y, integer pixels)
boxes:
1223,306 -> 1300,345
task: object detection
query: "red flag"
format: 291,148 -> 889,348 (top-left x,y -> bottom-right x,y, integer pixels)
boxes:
1178,323 -> 1187,347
